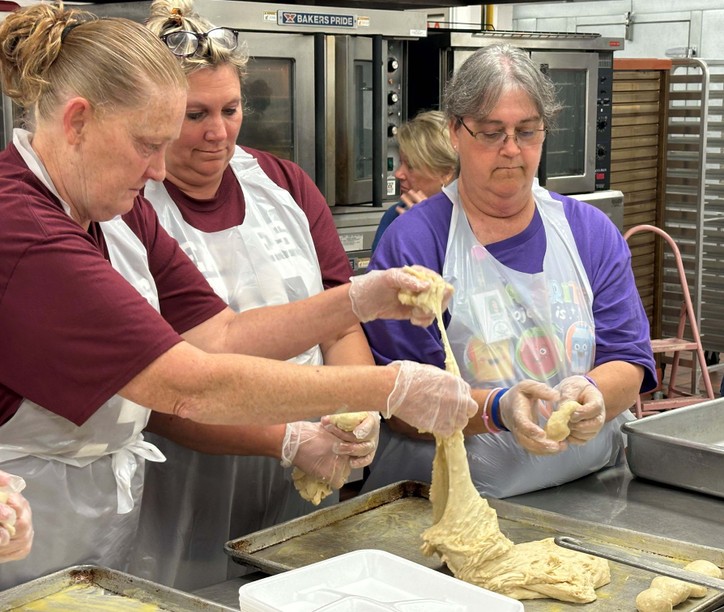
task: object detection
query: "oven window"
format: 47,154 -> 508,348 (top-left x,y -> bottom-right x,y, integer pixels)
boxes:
354,59 -> 373,181
546,68 -> 587,178
238,58 -> 294,162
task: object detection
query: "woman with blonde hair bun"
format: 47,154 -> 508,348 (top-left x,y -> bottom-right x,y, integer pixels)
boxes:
0,0 -> 476,590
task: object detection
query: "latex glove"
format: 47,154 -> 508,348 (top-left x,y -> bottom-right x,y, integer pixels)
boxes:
321,411 -> 381,469
281,422 -> 353,489
348,265 -> 453,326
498,380 -> 564,455
554,375 -> 606,444
385,360 -> 477,437
0,471 -> 32,563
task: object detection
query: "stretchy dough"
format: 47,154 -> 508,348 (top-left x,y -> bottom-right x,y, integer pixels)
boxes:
545,400 -> 581,441
635,559 -> 722,611
398,266 -> 458,377
292,412 -> 368,505
406,266 -> 611,602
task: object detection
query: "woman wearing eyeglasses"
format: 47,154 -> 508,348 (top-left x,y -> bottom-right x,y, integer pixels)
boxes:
0,1 -> 476,591
361,44 -> 657,498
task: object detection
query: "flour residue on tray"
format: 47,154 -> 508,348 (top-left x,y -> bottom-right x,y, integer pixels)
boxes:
14,583 -> 164,611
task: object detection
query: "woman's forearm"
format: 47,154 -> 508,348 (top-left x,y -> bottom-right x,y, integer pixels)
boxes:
121,341 -> 396,426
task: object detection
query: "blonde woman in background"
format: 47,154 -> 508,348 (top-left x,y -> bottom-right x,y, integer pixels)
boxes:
371,110 -> 457,251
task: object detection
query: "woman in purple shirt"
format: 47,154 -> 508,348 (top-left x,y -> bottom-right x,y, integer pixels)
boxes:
362,44 -> 657,498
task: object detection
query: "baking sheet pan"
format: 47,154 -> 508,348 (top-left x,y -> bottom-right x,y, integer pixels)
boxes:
0,565 -> 237,611
623,398 -> 724,498
225,481 -> 724,612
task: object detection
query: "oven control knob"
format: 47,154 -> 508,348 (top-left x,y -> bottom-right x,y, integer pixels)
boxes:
388,57 -> 399,72
597,144 -> 606,158
597,118 -> 608,130
388,124 -> 398,137
388,91 -> 399,105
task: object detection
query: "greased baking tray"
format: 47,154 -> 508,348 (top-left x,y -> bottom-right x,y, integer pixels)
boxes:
622,398 -> 724,498
225,481 -> 724,612
0,565 -> 237,611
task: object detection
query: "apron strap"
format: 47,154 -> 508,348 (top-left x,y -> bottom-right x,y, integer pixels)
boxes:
111,436 -> 165,514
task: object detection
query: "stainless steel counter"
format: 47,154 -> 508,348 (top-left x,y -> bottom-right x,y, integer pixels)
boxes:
192,463 -> 724,610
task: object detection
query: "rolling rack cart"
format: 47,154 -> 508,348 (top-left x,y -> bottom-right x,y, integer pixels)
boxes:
624,224 -> 715,417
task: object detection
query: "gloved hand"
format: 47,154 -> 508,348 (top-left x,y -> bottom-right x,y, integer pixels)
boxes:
0,471 -> 32,563
385,360 -> 477,437
554,375 -> 606,444
280,422 -> 353,489
348,265 -> 453,326
321,411 -> 381,469
497,380 -> 564,454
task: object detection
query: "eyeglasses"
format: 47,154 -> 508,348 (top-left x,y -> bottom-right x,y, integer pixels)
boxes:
161,27 -> 238,57
458,117 -> 546,149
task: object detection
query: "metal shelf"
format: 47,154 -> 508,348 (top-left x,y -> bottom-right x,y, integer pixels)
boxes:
663,58 -> 724,353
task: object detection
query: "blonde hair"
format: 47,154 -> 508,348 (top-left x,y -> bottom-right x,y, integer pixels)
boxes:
397,110 -> 458,180
0,2 -> 186,125
146,0 -> 247,80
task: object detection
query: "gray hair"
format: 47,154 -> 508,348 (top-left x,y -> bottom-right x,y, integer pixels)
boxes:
443,44 -> 561,128
146,0 -> 247,80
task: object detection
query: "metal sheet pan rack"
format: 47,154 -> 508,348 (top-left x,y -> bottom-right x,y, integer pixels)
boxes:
664,59 -> 724,356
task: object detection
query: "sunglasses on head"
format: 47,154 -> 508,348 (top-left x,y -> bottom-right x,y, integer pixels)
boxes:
161,27 -> 237,57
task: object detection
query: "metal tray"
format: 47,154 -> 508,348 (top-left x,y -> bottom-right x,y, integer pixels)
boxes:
0,565 -> 237,611
225,481 -> 724,612
622,398 -> 724,498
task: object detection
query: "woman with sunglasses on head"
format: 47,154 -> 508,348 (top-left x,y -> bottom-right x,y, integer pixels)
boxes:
0,2 -> 476,590
128,0 -> 403,591
361,44 -> 657,499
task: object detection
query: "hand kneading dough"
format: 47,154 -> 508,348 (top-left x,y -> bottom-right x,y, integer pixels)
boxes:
545,400 -> 581,442
292,412 -> 368,505
635,559 -> 722,611
0,491 -> 16,537
407,266 -> 611,603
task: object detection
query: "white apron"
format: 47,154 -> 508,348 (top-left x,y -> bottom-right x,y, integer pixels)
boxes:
0,130 -> 165,589
131,147 -> 330,591
363,179 -> 631,498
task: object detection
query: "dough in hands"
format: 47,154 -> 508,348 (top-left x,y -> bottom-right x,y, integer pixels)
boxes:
397,266 -> 458,377
291,412 -> 368,505
0,491 -> 16,537
545,400 -> 582,441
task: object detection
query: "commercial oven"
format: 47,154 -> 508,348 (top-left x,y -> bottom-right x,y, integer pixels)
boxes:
407,29 -> 623,196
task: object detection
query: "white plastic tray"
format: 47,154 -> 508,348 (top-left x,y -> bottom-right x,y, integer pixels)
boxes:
238,549 -> 523,612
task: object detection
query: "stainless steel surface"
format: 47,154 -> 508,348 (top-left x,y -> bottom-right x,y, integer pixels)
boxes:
622,399 -> 724,498
0,565 -> 237,611
223,480 -> 724,611
432,29 -> 624,53
556,536 -> 724,591
201,466 -> 724,610
193,573 -> 265,611
507,463 -> 724,548
89,1 -> 428,37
